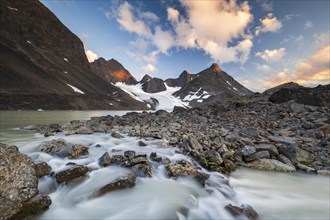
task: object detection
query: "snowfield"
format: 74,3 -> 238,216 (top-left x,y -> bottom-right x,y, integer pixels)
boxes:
67,84 -> 85,94
115,82 -> 187,111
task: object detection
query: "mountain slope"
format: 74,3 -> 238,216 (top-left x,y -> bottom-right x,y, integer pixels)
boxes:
173,64 -> 253,107
90,58 -> 138,85
165,70 -> 196,87
0,0 -> 147,110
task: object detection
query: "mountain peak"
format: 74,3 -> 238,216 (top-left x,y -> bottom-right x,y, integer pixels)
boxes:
210,63 -> 222,72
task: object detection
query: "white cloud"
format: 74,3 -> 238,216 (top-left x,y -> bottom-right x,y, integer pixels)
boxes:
141,11 -> 159,22
258,43 -> 330,91
255,13 -> 282,35
257,0 -> 273,12
256,48 -> 286,62
304,20 -> 313,29
153,26 -> 175,54
256,63 -> 272,73
142,63 -> 158,74
85,50 -> 98,62
117,2 -> 152,38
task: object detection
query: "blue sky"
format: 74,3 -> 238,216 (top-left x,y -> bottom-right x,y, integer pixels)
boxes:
41,0 -> 329,92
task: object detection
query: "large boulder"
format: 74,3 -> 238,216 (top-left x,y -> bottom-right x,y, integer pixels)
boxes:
40,139 -> 88,159
246,159 -> 296,172
225,204 -> 259,220
55,165 -> 89,183
0,144 -> 51,219
96,174 -> 136,197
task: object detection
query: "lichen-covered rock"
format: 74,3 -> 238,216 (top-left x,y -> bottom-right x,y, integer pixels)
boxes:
0,143 -> 38,219
55,165 -> 89,183
35,162 -> 52,178
39,139 -> 89,159
246,159 -> 296,172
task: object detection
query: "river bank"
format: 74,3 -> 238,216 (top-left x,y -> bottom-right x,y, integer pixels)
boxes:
0,100 -> 329,219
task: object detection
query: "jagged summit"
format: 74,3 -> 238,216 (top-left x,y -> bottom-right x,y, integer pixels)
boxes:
210,63 -> 222,72
91,58 -> 138,85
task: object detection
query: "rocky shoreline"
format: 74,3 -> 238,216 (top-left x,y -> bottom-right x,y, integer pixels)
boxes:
1,99 -> 329,219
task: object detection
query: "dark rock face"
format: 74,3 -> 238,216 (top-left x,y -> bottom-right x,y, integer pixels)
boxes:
0,0 -> 148,110
173,63 -> 253,107
141,76 -> 167,93
0,143 -> 47,219
165,70 -> 196,87
55,165 -> 89,183
269,84 -> 330,108
91,58 -> 138,85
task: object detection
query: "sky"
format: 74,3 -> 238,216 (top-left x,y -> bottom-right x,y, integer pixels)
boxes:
41,0 -> 330,92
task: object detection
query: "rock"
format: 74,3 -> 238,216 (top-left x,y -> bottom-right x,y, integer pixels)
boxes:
35,162 -> 52,178
254,144 -> 279,156
96,174 -> 136,196
242,145 -> 256,157
239,127 -> 259,138
130,163 -> 153,177
288,101 -> 305,113
39,139 -> 89,159
150,152 -> 162,163
130,154 -> 148,165
124,150 -> 136,160
317,170 -> 330,176
246,159 -> 296,172
55,165 -> 89,183
11,195 -> 52,219
161,157 -> 171,165
296,163 -> 315,173
279,145 -> 313,165
269,135 -> 297,146
111,131 -> 124,139
68,144 -> 89,159
0,144 -> 39,219
318,124 -> 330,137
138,141 -> 147,147
166,160 -> 198,177
173,106 -> 187,113
225,204 -> 259,220
244,150 -> 270,162
187,136 -> 202,151
110,155 -> 129,166
99,152 -> 111,167
276,154 -> 293,165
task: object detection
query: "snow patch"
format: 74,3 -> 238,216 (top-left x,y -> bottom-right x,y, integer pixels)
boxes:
36,109 -> 44,112
7,6 -> 18,11
63,58 -> 68,62
197,100 -> 203,103
226,81 -> 232,86
109,103 -> 113,106
64,71 -> 68,74
26,40 -> 32,44
67,84 -> 85,94
115,82 -> 187,111
233,87 -> 238,91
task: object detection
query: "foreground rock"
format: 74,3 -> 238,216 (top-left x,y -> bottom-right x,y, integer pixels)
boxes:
0,144 -> 51,219
246,159 -> 296,172
225,204 -> 259,220
96,174 -> 136,197
55,165 -> 89,183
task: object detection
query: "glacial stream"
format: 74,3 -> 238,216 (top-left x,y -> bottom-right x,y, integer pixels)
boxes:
0,111 -> 329,219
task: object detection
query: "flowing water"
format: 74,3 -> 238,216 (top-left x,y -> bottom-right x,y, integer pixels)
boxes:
0,111 -> 329,219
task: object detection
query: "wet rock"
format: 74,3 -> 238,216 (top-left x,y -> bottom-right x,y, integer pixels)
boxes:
97,174 -> 136,196
0,144 -> 39,219
39,139 -> 89,159
130,163 -> 153,177
11,195 -> 52,219
296,163 -> 315,173
138,140 -> 147,147
317,170 -> 330,176
124,150 -> 136,160
166,160 -> 198,177
279,145 -> 313,165
68,144 -> 89,159
225,204 -> 259,220
35,162 -> 52,178
110,155 -> 128,166
99,152 -> 111,167
244,150 -> 270,162
55,165 -> 89,183
254,144 -> 279,156
150,152 -> 162,163
111,131 -> 124,139
242,145 -> 256,157
130,154 -> 148,165
75,128 -> 93,135
161,157 -> 171,165
276,154 -> 293,165
246,159 -> 296,172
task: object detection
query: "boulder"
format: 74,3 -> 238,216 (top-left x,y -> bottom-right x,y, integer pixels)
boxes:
130,163 -> 153,177
55,165 -> 89,183
244,150 -> 270,162
150,152 -> 162,162
317,170 -> 330,176
99,152 -> 111,167
225,204 -> 259,220
242,146 -> 256,157
111,131 -> 124,139
124,150 -> 136,160
0,144 -> 43,219
166,160 -> 198,177
138,141 -> 147,147
254,144 -> 279,156
279,145 -> 314,165
11,195 -> 52,219
96,174 -> 136,196
39,139 -> 89,159
269,135 -> 297,146
239,127 -> 259,138
35,162 -> 52,178
246,159 -> 296,172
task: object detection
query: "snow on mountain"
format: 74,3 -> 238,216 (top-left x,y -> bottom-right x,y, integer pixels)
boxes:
67,84 -> 85,94
115,82 -> 187,111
